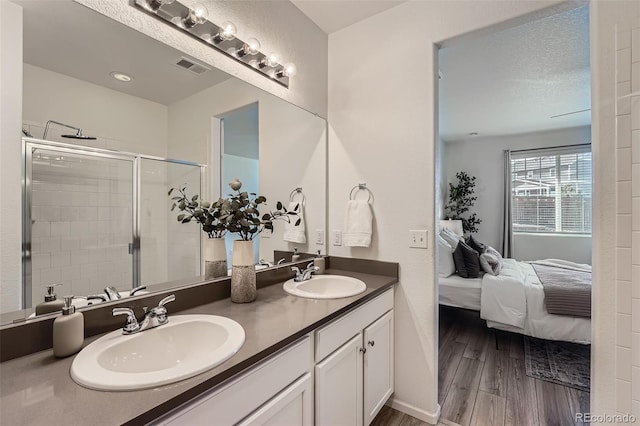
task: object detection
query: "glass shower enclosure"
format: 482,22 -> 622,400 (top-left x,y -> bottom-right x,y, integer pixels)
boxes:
22,138 -> 204,310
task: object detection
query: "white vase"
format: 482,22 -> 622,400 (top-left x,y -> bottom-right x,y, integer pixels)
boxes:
204,237 -> 227,279
231,240 -> 256,303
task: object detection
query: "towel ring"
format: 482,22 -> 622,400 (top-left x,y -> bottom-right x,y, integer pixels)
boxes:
349,183 -> 372,203
289,187 -> 306,206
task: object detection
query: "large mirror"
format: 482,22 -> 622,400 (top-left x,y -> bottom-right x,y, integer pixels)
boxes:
1,0 -> 326,324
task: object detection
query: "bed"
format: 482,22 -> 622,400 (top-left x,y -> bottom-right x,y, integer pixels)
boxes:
439,258 -> 591,344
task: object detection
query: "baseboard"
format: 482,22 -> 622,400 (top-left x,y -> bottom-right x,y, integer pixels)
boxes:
388,397 -> 441,425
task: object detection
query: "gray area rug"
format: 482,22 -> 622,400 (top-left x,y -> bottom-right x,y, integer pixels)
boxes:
523,336 -> 590,392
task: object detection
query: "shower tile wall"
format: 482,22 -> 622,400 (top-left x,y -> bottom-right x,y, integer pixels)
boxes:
616,16 -> 640,417
30,153 -> 133,306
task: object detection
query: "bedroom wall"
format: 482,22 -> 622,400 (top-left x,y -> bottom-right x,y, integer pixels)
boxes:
444,125 -> 592,264
328,1 -> 574,422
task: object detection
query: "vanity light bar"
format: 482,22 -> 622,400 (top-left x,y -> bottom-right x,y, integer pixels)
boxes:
133,0 -> 293,88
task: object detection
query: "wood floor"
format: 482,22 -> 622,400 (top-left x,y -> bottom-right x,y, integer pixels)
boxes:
438,306 -> 590,426
371,405 -> 447,426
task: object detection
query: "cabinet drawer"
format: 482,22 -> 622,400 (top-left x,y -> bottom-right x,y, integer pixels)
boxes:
315,288 -> 393,361
155,336 -> 312,426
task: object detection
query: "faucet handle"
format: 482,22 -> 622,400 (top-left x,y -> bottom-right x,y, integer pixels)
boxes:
130,285 -> 147,296
306,262 -> 315,270
112,307 -> 140,334
158,294 -> 175,307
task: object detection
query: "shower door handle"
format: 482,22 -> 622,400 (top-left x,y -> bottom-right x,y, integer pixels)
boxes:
128,243 -> 133,255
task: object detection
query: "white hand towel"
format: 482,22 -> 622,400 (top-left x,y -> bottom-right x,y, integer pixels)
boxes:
343,200 -> 372,247
283,201 -> 306,244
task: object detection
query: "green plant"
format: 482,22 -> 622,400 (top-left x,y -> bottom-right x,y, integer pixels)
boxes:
444,171 -> 482,234
168,186 -> 227,238
220,179 -> 301,241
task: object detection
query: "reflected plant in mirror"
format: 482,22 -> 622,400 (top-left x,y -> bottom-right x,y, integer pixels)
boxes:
169,185 -> 228,278
221,179 -> 301,241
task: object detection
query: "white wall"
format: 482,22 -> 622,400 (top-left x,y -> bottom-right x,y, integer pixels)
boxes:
167,77 -> 326,262
444,126 -> 592,264
76,0 -> 328,117
0,0 -> 23,313
23,64 -> 169,156
327,1 -> 571,422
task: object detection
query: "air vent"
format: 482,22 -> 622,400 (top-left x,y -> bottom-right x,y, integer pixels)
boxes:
175,57 -> 211,75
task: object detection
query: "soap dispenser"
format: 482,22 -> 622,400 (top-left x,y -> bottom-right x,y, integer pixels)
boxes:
313,250 -> 325,274
35,284 -> 65,315
291,248 -> 300,262
53,296 -> 84,358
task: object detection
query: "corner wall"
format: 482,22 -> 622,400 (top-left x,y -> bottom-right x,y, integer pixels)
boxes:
327,1 -> 571,421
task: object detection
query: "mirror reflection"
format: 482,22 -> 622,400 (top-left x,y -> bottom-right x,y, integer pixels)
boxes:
2,0 -> 326,324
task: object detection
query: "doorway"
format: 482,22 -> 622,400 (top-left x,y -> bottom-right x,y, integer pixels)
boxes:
435,5 -> 592,425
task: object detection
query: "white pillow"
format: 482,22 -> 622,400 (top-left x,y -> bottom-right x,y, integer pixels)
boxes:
440,227 -> 463,251
438,235 -> 456,277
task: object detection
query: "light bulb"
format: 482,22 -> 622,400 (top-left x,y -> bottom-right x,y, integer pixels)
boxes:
277,62 -> 297,78
145,0 -> 174,12
259,53 -> 279,68
245,38 -> 261,55
284,63 -> 297,77
218,21 -> 237,42
237,37 -> 260,57
183,3 -> 208,28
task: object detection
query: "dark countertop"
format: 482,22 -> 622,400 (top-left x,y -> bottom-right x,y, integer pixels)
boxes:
0,269 -> 396,426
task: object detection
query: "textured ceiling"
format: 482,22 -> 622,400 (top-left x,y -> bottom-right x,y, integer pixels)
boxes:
291,0 -> 406,34
439,6 -> 591,142
20,1 -> 231,106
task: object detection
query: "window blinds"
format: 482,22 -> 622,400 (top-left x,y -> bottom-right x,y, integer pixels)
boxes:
510,144 -> 592,235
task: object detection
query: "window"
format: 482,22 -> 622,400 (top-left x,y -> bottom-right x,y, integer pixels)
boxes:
511,145 -> 592,235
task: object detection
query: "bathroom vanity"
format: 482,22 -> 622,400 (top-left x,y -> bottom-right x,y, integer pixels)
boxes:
0,259 -> 397,425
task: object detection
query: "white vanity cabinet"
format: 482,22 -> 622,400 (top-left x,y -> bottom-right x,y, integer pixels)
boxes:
153,336 -> 313,426
314,288 -> 394,426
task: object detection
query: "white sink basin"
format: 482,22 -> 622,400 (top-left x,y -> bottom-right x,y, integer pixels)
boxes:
71,314 -> 245,391
283,275 -> 367,299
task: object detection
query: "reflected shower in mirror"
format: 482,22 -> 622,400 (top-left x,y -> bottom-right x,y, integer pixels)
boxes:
3,0 -> 326,324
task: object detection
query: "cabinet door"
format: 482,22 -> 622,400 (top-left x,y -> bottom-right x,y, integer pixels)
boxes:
315,333 -> 363,426
238,373 -> 313,426
363,310 -> 394,425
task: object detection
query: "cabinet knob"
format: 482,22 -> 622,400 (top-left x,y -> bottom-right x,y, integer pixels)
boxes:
359,347 -> 367,354
368,340 -> 375,347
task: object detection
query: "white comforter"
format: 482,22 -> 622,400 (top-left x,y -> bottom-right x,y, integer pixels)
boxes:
480,259 -> 527,328
480,259 -> 591,344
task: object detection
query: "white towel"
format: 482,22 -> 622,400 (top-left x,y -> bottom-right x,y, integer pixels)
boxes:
283,201 -> 306,244
343,200 -> 372,247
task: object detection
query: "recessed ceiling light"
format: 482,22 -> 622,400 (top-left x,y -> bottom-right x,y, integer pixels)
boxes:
110,71 -> 132,82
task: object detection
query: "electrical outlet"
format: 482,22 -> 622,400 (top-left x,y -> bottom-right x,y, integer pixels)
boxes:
316,229 -> 325,245
409,230 -> 428,249
261,229 -> 272,238
332,230 -> 342,246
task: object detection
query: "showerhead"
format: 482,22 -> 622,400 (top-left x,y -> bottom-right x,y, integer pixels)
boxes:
43,120 -> 96,141
61,131 -> 96,140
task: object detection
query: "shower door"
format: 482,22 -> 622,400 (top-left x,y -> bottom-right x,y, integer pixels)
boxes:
24,141 -> 136,309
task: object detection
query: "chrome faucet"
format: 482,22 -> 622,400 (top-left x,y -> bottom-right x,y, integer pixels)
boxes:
291,262 -> 319,282
104,286 -> 121,301
130,285 -> 147,296
112,294 -> 175,335
259,258 -> 286,267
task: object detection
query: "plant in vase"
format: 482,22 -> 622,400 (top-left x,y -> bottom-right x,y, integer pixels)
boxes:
168,186 -> 228,279
221,178 -> 301,303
